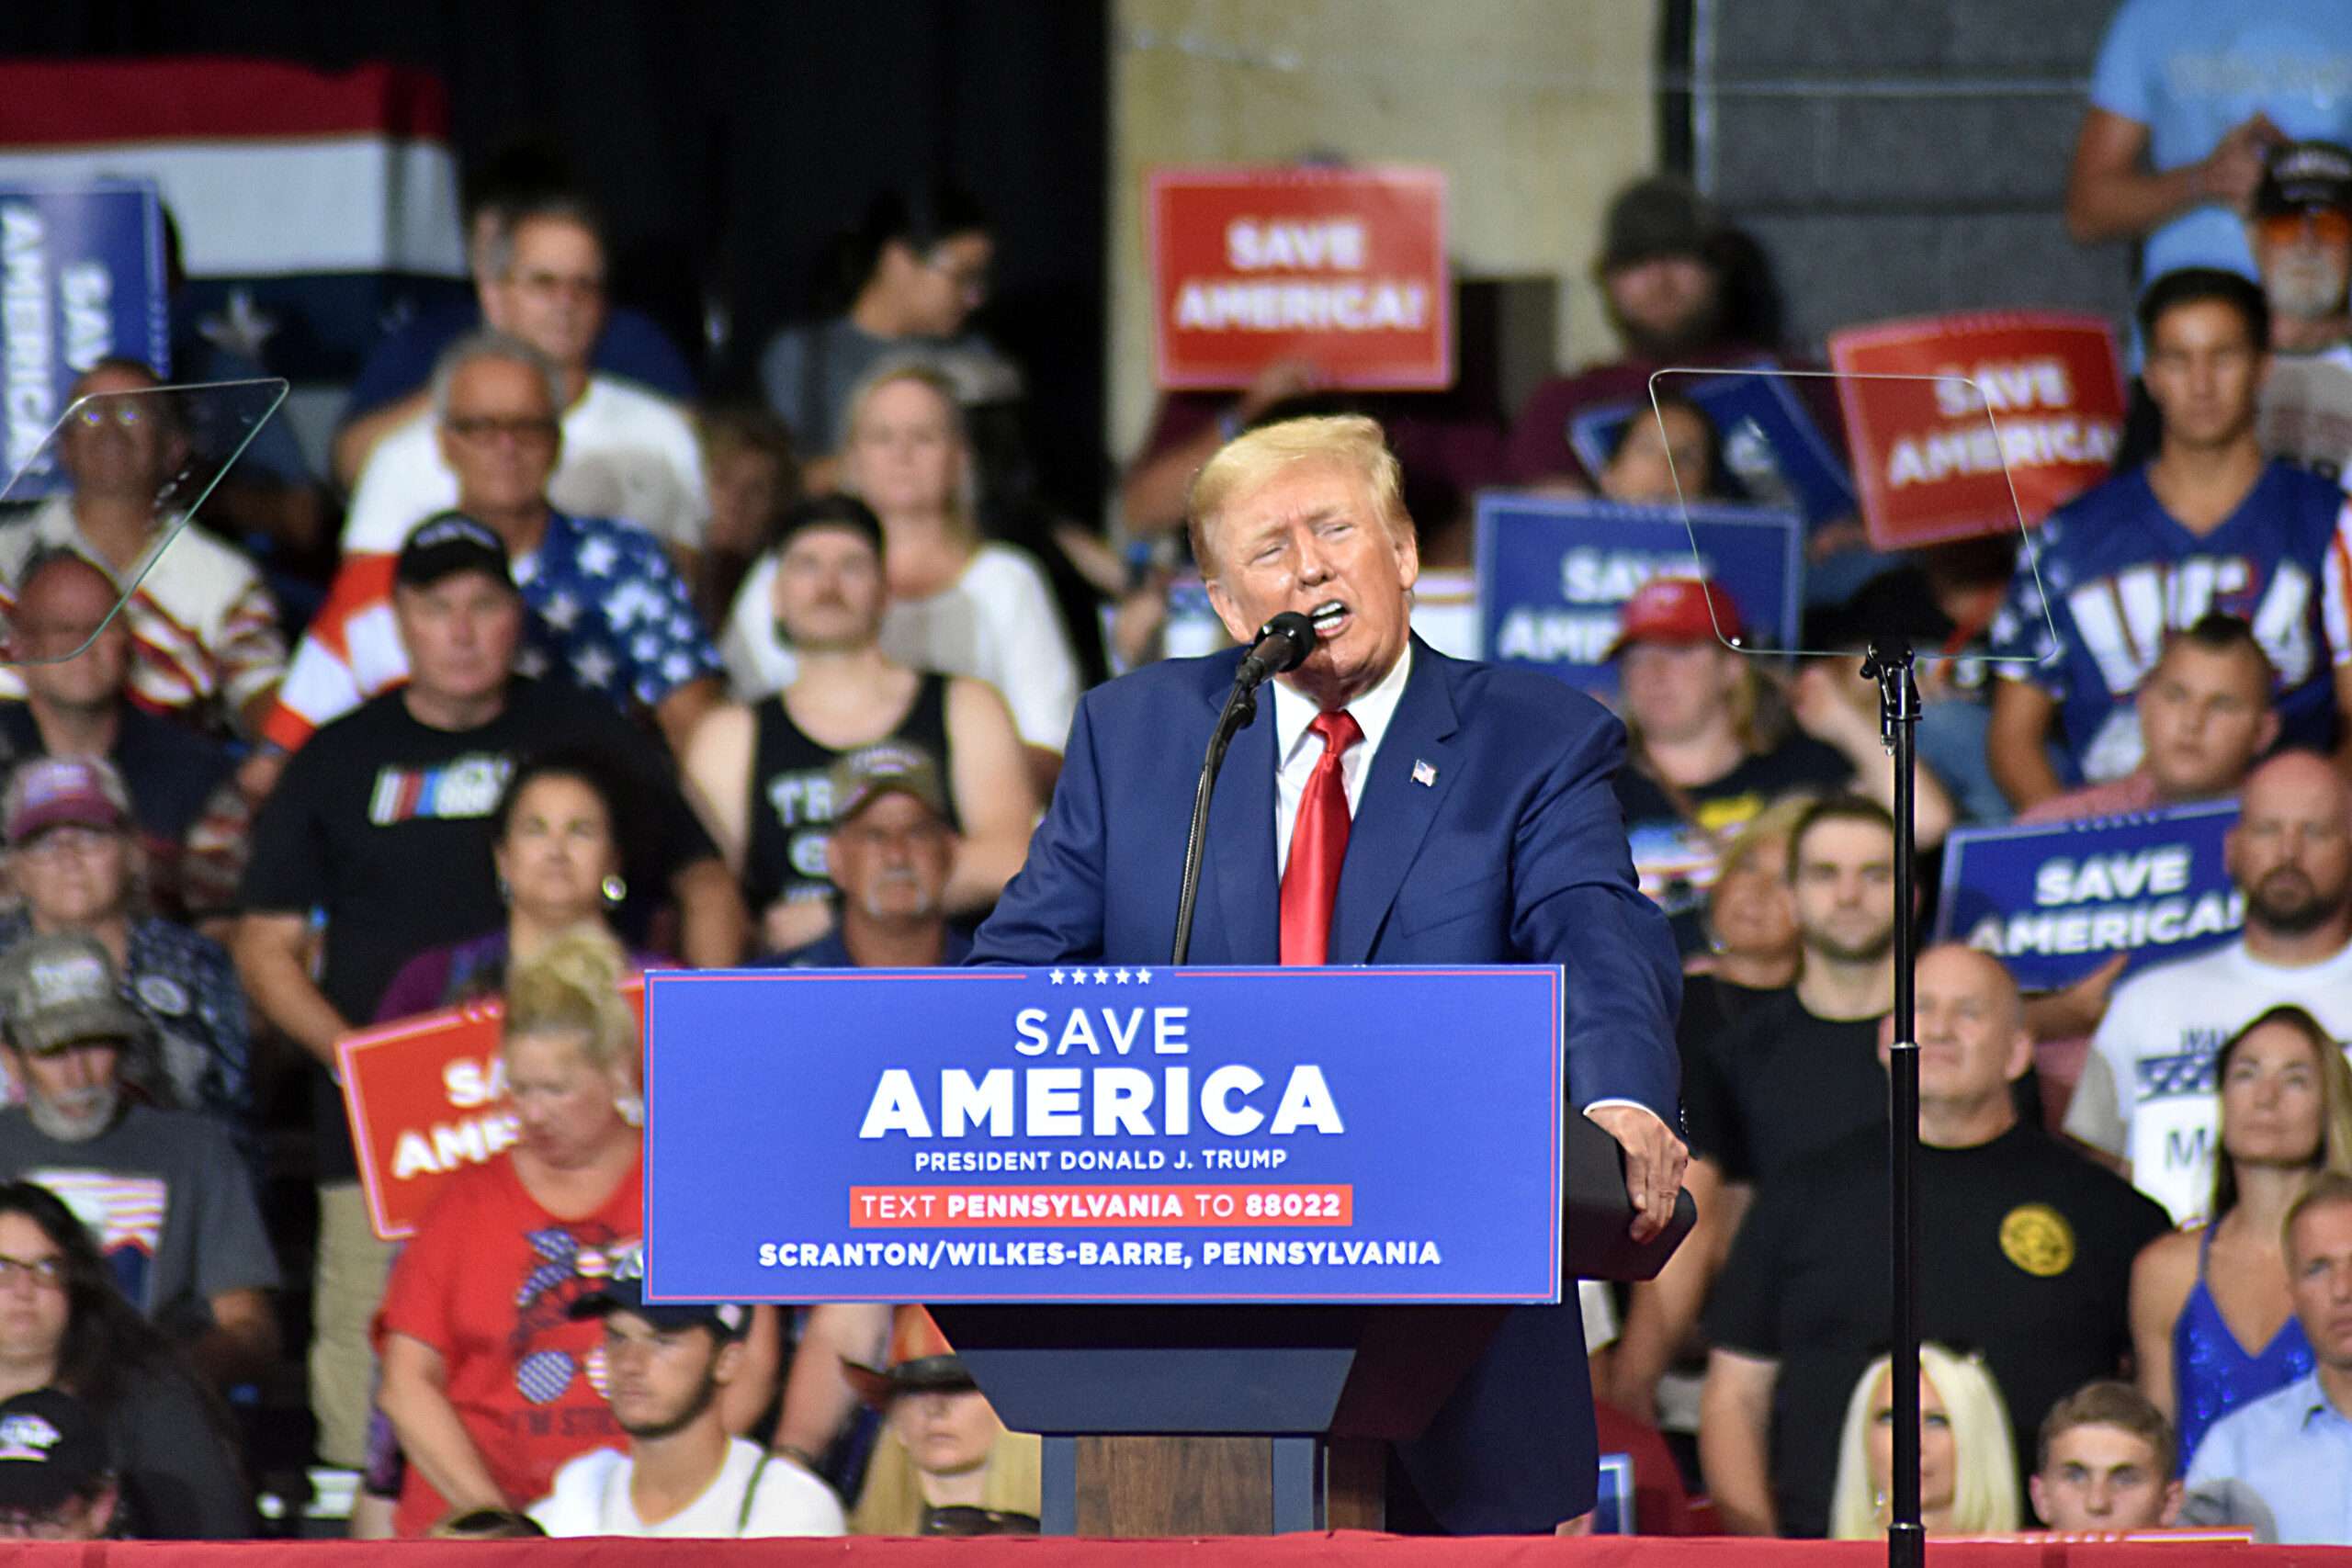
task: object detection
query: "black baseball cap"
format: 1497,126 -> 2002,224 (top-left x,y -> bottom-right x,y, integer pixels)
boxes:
1599,174 -> 1719,270
842,1352 -> 978,1408
395,512 -> 516,592
566,1247 -> 749,1340
2256,141 -> 2352,220
772,494 -> 885,559
0,1390 -> 108,1514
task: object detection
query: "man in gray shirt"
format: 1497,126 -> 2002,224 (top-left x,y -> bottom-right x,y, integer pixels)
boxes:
0,931 -> 278,1389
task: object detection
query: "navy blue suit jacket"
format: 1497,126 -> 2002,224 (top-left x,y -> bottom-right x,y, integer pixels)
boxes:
972,637 -> 1682,1530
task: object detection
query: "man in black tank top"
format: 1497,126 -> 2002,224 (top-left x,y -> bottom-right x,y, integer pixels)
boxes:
684,496 -> 1038,953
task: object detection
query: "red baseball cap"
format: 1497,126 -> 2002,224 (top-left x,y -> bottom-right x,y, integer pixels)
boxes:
1606,576 -> 1744,660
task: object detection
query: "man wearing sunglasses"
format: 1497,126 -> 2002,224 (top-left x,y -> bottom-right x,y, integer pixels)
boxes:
2254,142 -> 2352,482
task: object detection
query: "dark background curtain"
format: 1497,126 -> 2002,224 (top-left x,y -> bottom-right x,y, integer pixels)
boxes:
0,0 -> 1112,516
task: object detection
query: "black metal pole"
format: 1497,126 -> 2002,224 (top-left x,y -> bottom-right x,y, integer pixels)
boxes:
1170,682 -> 1259,965
1863,639 -> 1923,1568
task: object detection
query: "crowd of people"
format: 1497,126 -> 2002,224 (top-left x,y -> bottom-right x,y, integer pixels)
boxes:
0,1 -> 2345,1543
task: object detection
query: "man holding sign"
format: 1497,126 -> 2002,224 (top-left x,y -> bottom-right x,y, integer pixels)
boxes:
1986,270 -> 2352,812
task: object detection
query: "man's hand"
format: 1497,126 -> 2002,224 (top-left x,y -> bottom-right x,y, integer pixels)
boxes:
2196,113 -> 2281,211
1585,1103 -> 1688,1243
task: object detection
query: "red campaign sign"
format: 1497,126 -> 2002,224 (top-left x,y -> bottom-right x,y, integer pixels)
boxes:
1147,165 -> 1451,390
1826,311 -> 2127,549
337,979 -> 646,1241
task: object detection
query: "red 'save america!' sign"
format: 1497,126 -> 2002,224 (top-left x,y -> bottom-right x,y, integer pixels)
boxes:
1827,311 -> 2127,549
1147,165 -> 1450,390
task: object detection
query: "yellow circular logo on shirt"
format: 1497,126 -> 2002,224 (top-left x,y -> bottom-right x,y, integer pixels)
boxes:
1999,1203 -> 2075,1278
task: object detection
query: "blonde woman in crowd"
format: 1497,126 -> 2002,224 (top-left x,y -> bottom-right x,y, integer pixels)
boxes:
1829,1342 -> 2020,1540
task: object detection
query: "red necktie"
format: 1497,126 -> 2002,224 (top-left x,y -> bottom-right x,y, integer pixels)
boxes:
1280,709 -> 1363,965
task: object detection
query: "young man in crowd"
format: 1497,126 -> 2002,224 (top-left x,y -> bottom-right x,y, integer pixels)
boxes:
2067,750 -> 2352,1222
1986,268 -> 2352,810
684,495 -> 1033,953
2252,141 -> 2352,479
2030,1382 -> 2182,1535
2185,1172 -> 2352,1545
266,332 -> 724,759
234,514 -> 741,1473
341,197 -> 709,558
1701,944 -> 2168,1538
531,1253 -> 842,1538
0,933 -> 278,1390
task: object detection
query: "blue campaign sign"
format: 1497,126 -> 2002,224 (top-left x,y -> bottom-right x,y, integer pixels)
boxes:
1932,801 -> 2245,992
0,180 -> 170,496
1567,365 -> 1858,527
644,965 -> 1565,1305
1474,493 -> 1802,696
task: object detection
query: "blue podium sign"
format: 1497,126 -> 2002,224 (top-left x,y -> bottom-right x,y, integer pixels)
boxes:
644,965 -> 1564,1305
1475,493 -> 1802,696
1932,802 -> 2244,991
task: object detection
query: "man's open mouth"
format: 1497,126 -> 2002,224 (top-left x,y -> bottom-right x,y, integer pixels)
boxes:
1309,600 -> 1348,637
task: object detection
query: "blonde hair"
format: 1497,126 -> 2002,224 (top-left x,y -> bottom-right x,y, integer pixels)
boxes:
1828,1343 -> 2020,1540
1184,413 -> 1408,578
1714,795 -> 1812,885
840,358 -> 976,539
502,926 -> 637,1082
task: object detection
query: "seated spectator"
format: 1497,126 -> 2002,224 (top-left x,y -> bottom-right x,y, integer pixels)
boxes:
2254,141 -> 2352,482
334,141 -> 697,488
0,1181 -> 251,1537
722,367 -> 1080,776
1702,943 -> 2166,1537
271,337 -> 727,758
2069,752 -> 2352,1223
2064,0 -> 2352,289
758,181 -> 1017,496
376,752 -> 659,1021
2185,1170 -> 2352,1544
766,748 -> 969,969
376,931 -> 780,1537
1594,389 -> 1731,505
843,1350 -> 1038,1536
0,550 -> 246,925
1609,578 -> 1953,953
531,1250 -> 840,1538
236,519 -> 740,1474
1987,270 -> 2352,809
1828,1343 -> 2021,1540
0,934 -> 277,1390
2030,1381 -> 2183,1533
0,1388 -> 119,1540
1509,175 -> 1776,489
687,495 -> 1034,953
694,404 -> 798,629
2020,614 -> 2279,825
0,360 -> 287,741
2130,1006 -> 2352,1467
0,758 -> 253,1154
342,199 -> 709,558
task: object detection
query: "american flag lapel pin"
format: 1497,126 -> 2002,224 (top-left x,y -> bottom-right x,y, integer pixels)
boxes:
1412,759 -> 1438,787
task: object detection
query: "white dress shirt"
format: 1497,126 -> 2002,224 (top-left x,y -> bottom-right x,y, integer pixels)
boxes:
1270,642 -> 1412,874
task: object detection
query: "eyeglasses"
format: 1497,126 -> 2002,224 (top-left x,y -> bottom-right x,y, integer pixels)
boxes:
2258,209 -> 2352,248
0,1252 -> 65,1290
16,826 -> 118,863
445,416 -> 560,446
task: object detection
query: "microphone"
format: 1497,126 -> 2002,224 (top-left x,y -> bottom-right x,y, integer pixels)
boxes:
1234,611 -> 1316,689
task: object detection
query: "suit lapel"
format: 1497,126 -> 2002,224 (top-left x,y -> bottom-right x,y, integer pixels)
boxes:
1329,642 -> 1461,964
1205,686 -> 1281,964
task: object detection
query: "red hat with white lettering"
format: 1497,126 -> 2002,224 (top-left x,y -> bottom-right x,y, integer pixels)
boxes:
1606,576 -> 1743,659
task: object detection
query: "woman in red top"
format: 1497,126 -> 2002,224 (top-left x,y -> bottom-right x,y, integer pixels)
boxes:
374,928 -> 776,1535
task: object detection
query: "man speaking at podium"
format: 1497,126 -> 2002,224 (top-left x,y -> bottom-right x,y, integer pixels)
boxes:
972,414 -> 1684,1533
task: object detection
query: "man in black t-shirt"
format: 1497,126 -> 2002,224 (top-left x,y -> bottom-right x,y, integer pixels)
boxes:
1698,944 -> 2168,1539
232,513 -> 744,1471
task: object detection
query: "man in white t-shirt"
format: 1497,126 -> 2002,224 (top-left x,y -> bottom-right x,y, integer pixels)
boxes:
2067,750 -> 2352,1221
531,1258 -> 842,1539
342,198 -> 709,556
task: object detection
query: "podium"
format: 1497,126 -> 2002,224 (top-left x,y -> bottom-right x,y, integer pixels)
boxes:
643,964 -> 1692,1537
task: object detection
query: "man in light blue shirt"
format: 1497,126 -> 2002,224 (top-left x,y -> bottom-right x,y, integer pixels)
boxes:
2185,1171 -> 2352,1545
2068,0 -> 2352,291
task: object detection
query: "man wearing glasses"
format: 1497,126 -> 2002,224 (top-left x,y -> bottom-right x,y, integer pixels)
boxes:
2254,141 -> 2352,482
340,198 -> 710,562
265,333 -> 724,760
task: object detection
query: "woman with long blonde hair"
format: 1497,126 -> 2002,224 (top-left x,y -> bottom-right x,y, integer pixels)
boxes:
1828,1342 -> 2020,1540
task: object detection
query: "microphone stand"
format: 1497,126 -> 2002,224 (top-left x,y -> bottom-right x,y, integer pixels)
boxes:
1861,636 -> 1924,1568
1170,676 -> 1262,965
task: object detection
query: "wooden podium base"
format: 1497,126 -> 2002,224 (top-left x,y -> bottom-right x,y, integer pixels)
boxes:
1042,1434 -> 1385,1536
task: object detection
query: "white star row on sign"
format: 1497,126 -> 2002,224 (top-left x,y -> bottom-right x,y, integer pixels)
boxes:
1047,967 -> 1153,985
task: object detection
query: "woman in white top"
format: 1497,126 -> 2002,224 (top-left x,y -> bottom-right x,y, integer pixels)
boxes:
722,365 -> 1079,778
